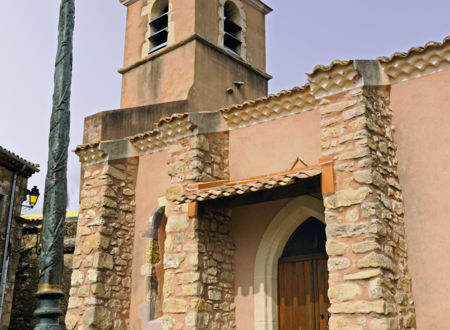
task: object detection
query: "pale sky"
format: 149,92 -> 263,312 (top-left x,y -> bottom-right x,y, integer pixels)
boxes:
0,1 -> 448,213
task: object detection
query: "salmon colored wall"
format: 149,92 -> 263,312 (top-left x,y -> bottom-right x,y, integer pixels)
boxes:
229,109 -> 322,179
195,0 -> 219,45
123,1 -> 146,67
232,199 -> 291,330
390,69 -> 450,329
130,150 -> 170,330
242,1 -> 266,71
121,43 -> 196,108
171,0 -> 196,43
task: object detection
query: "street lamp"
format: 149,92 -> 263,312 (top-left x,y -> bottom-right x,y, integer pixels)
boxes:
22,186 -> 40,209
28,186 -> 40,207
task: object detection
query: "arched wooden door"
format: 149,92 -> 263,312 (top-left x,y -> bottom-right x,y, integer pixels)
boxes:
278,217 -> 330,330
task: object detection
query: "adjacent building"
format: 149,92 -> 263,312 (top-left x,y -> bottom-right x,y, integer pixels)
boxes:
66,0 -> 450,329
0,146 -> 39,329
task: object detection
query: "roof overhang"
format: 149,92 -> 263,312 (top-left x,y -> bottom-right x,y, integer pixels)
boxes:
175,157 -> 334,209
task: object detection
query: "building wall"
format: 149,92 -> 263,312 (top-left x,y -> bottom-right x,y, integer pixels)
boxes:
131,150 -> 170,329
229,108 -> 322,179
231,198 -> 291,330
0,166 -> 28,329
10,221 -> 77,329
390,69 -> 450,329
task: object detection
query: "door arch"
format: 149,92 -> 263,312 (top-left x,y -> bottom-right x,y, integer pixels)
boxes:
253,195 -> 325,330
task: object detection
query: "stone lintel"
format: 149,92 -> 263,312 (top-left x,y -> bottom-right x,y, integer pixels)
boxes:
188,112 -> 228,135
99,139 -> 138,161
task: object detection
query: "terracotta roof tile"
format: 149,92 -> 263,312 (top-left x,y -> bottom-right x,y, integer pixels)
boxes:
220,85 -> 309,114
174,166 -> 322,204
73,141 -> 101,153
0,145 -> 39,176
377,35 -> 450,63
308,60 -> 353,77
155,113 -> 188,127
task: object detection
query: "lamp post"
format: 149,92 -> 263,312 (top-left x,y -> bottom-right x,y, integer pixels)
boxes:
33,0 -> 75,328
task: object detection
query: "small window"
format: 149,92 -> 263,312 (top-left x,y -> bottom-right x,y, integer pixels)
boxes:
224,1 -> 242,56
149,0 -> 169,53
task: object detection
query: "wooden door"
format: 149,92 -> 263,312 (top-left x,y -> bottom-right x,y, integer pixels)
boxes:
278,254 -> 330,330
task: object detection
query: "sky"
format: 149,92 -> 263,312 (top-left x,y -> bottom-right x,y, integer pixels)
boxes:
0,1 -> 448,214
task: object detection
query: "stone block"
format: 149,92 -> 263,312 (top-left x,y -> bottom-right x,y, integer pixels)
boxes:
83,306 -> 112,329
326,240 -> 348,256
65,311 -> 79,330
352,240 -> 380,254
93,252 -> 114,270
319,100 -> 357,115
328,283 -> 362,302
164,254 -> 185,269
182,283 -> 203,296
357,252 -> 395,271
190,135 -> 209,151
103,166 -> 126,181
339,147 -> 370,160
344,268 -> 381,280
329,316 -> 363,330
87,269 -> 101,283
329,300 -> 386,314
166,184 -> 184,200
324,187 -> 371,209
166,214 -> 189,232
328,257 -> 351,271
342,105 -> 365,120
168,162 -> 187,176
368,317 -> 398,330
326,223 -> 367,238
178,272 -> 200,284
71,270 -> 84,286
163,298 -> 187,313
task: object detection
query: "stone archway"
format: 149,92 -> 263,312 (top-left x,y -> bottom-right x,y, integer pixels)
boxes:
253,195 -> 325,330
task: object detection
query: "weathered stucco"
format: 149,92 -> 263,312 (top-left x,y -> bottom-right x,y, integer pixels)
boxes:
390,69 -> 450,329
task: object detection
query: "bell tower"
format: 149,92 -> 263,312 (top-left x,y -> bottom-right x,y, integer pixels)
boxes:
119,0 -> 272,112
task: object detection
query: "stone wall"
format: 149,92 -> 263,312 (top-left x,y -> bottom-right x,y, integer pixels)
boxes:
0,166 -> 28,329
319,85 -> 416,329
65,158 -> 138,329
162,131 -> 236,329
10,221 -> 77,329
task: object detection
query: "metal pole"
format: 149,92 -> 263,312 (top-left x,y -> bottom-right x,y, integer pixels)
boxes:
34,0 -> 75,328
0,165 -> 25,322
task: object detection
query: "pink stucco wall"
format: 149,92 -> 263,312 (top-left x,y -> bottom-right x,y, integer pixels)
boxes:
229,109 -> 322,179
232,198 -> 291,330
390,69 -> 450,329
130,150 -> 169,330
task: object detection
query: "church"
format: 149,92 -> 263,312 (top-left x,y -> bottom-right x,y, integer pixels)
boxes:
66,0 -> 450,329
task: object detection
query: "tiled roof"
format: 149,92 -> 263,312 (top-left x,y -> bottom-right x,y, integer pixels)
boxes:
0,145 -> 39,177
308,60 -> 353,77
377,35 -> 450,63
220,85 -> 309,114
155,113 -> 188,127
174,166 -> 322,204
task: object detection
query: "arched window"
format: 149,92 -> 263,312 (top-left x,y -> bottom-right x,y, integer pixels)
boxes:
223,1 -> 242,56
148,0 -> 169,53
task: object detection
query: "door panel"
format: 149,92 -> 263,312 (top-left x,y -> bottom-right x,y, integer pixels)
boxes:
278,255 -> 329,330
